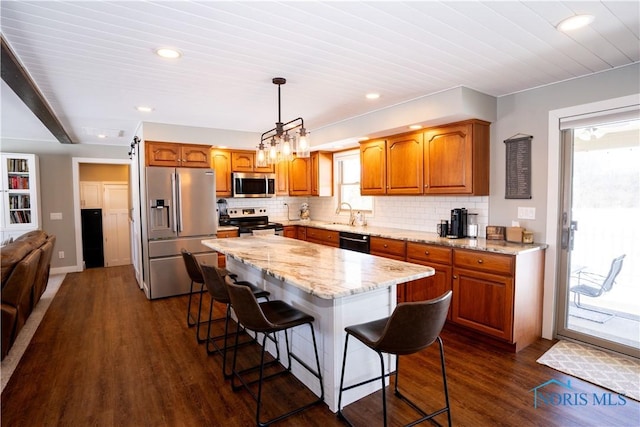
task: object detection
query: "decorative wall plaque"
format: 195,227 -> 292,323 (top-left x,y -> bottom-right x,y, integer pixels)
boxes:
504,135 -> 533,199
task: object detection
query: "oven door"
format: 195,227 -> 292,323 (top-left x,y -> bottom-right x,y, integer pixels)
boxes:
232,172 -> 275,198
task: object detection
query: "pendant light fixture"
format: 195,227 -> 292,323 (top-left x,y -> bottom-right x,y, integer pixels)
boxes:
257,77 -> 310,166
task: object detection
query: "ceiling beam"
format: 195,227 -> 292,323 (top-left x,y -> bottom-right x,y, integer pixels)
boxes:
1,36 -> 74,144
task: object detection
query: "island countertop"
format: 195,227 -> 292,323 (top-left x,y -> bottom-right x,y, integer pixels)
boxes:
201,235 -> 434,300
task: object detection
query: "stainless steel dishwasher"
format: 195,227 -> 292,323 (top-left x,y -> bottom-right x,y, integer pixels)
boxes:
338,231 -> 370,254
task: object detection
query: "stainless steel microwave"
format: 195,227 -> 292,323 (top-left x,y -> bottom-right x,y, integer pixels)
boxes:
232,172 -> 276,198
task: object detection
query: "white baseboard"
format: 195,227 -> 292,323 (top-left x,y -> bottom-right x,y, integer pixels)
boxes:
51,265 -> 82,275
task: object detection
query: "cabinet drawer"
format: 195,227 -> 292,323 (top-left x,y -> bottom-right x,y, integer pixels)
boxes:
306,227 -> 339,247
217,230 -> 238,239
453,249 -> 513,276
407,242 -> 452,265
370,237 -> 406,259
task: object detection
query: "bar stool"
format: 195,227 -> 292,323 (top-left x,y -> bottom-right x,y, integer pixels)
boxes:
338,291 -> 452,427
225,275 -> 324,427
181,249 -> 238,343
200,264 -> 270,377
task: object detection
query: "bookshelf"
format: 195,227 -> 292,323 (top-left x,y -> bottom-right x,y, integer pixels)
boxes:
1,153 -> 40,242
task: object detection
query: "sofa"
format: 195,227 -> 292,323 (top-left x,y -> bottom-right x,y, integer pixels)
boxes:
1,230 -> 56,360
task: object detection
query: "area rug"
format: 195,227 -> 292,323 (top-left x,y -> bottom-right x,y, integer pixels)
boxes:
537,340 -> 640,401
0,274 -> 66,392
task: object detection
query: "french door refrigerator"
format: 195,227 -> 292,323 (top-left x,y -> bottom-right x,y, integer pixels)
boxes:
144,167 -> 217,299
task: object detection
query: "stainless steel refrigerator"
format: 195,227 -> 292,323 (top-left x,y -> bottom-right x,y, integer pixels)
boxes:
144,167 -> 217,299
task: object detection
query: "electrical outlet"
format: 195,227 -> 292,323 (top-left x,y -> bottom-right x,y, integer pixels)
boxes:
58,251 -> 65,259
517,207 -> 536,220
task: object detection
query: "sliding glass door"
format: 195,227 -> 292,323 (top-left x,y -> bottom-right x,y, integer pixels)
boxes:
556,113 -> 640,358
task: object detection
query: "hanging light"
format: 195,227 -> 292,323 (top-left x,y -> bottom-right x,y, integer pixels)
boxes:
259,77 -> 310,163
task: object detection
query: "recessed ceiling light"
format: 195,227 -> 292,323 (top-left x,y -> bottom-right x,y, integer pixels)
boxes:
365,93 -> 380,100
556,14 -> 594,32
155,47 -> 182,59
97,134 -> 107,139
136,106 -> 154,112
409,125 -> 422,130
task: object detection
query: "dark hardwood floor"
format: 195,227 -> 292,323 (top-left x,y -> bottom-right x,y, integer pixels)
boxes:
1,266 -> 638,426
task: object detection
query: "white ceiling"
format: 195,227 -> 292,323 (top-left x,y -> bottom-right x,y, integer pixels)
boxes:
1,1 -> 638,150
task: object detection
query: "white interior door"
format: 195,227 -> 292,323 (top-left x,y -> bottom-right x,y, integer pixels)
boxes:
103,184 -> 131,267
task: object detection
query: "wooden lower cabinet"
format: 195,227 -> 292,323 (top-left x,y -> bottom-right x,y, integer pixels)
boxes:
283,226 -> 297,239
405,242 -> 453,313
215,229 -> 239,267
297,226 -> 307,241
369,237 -> 408,302
305,227 -> 339,247
451,248 -> 544,351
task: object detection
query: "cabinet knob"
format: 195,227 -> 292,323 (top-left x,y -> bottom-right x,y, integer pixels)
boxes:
383,244 -> 388,248
424,250 -> 430,255
477,259 -> 484,264
424,184 -> 429,188
453,275 -> 458,279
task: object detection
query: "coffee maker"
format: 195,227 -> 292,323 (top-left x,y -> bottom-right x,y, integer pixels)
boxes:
449,208 -> 468,238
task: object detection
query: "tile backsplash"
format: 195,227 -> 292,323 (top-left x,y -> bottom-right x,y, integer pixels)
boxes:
223,195 -> 489,237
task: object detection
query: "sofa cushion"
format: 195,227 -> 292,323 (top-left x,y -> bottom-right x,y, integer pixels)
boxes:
1,241 -> 34,286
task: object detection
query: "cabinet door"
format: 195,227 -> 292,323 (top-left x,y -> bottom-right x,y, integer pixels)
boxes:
296,226 -> 307,241
216,229 -> 239,267
283,226 -> 297,238
211,150 -> 232,197
360,139 -> 386,195
311,151 -> 333,197
386,132 -> 423,194
275,159 -> 289,195
231,151 -> 255,172
181,145 -> 210,168
423,121 -> 489,195
146,141 -> 181,167
288,156 -> 311,196
305,227 -> 339,247
405,262 -> 452,319
80,181 -> 102,208
452,267 -> 514,341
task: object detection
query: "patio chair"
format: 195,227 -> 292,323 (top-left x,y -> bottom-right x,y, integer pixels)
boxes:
570,254 -> 625,310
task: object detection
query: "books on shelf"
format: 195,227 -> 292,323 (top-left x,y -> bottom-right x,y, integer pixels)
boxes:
7,175 -> 30,189
9,210 -> 32,224
6,158 -> 29,173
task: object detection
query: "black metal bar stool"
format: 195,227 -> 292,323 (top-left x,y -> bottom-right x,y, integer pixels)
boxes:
338,291 -> 452,427
200,264 -> 270,377
181,249 -> 238,343
224,275 -> 324,427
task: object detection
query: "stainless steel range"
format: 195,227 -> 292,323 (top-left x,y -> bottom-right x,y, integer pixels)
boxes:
226,207 -> 284,236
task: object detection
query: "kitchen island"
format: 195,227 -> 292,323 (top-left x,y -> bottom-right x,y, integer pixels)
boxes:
201,234 -> 435,412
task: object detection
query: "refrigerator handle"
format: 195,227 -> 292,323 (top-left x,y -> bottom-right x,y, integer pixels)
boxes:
171,173 -> 178,233
176,172 -> 184,232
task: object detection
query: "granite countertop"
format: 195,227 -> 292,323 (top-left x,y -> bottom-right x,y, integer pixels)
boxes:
274,219 -> 547,255
201,235 -> 434,300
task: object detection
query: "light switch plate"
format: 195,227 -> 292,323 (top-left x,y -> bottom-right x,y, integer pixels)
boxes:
50,212 -> 63,220
517,207 -> 536,220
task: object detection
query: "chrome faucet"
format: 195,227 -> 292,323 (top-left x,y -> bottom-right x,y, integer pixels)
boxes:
335,202 -> 355,226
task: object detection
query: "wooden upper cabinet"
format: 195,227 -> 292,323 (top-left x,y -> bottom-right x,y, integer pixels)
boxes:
146,141 -> 181,167
146,141 -> 210,168
288,156 -> 312,196
211,149 -> 232,197
275,159 -> 289,196
231,150 -> 274,173
311,151 -> 333,197
386,131 -> 423,195
360,139 -> 387,195
423,120 -> 490,195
